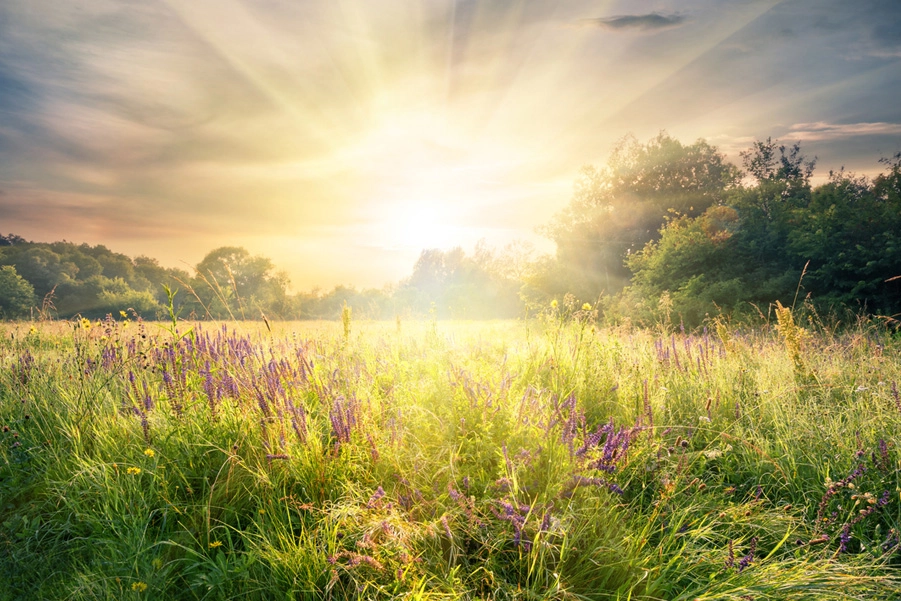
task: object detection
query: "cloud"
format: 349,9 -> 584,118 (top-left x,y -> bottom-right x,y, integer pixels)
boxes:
788,121 -> 901,140
584,13 -> 687,32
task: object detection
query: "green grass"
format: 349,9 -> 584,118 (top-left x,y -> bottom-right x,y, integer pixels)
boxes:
1,314 -> 900,600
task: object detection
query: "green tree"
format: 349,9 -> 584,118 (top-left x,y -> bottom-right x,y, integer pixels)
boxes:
543,133 -> 741,300
133,256 -> 192,309
623,206 -> 747,325
623,143 -> 901,325
0,265 -> 36,319
399,246 -> 522,318
53,275 -> 162,319
7,247 -> 79,297
192,247 -> 288,319
787,166 -> 901,313
739,137 -> 816,186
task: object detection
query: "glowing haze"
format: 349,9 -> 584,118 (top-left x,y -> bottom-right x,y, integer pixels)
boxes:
1,0 -> 899,289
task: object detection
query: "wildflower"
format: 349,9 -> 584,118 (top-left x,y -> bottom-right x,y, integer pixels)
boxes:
143,448 -> 155,458
367,486 -> 386,508
127,467 -> 141,475
737,537 -> 757,572
131,581 -> 148,592
209,541 -> 223,548
550,299 -> 558,309
838,526 -> 851,553
448,483 -> 463,502
540,508 -> 553,532
120,310 -> 128,318
441,515 -> 453,539
581,303 -> 592,311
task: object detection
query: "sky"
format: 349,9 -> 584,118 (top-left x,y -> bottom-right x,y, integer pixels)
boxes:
1,0 -> 900,291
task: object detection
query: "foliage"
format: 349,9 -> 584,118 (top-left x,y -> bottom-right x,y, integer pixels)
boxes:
0,266 -> 35,320
542,132 -> 741,300
0,236 -> 528,322
398,243 -> 523,319
185,246 -> 290,320
569,137 -> 901,327
0,238 -> 189,320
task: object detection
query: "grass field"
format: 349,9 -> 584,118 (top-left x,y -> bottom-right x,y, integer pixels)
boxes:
1,311 -> 900,600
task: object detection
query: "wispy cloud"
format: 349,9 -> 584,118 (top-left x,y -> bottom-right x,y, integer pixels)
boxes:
788,121 -> 901,140
583,13 -> 687,32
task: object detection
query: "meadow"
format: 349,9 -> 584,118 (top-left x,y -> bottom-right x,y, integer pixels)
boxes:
1,308 -> 900,600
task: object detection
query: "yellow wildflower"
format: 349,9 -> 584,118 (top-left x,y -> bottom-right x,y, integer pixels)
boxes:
209,541 -> 223,548
550,299 -> 558,309
581,303 -> 592,311
131,582 -> 148,592
120,310 -> 128,318
144,448 -> 155,458
127,467 -> 141,475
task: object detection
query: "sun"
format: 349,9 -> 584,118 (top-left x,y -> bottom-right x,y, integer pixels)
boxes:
342,106 -> 500,252
381,201 -> 460,250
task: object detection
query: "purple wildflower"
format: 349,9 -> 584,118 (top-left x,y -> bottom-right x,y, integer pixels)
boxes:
441,515 -> 453,539
448,483 -> 463,503
540,507 -> 553,532
737,537 -> 757,572
494,477 -> 512,493
881,529 -> 899,553
503,444 -> 513,474
838,526 -> 851,553
367,486 -> 386,508
330,396 -> 358,448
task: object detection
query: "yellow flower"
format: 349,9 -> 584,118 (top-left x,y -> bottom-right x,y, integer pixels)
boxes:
581,303 -> 592,311
209,541 -> 223,548
144,448 -> 155,458
81,318 -> 91,329
127,467 -> 141,475
131,581 -> 148,592
550,299 -> 558,309
120,310 -> 128,318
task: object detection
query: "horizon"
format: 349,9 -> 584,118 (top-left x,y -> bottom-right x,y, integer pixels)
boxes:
1,0 -> 900,290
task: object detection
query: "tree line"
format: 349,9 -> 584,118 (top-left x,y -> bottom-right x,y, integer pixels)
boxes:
1,133 -> 899,325
537,134 -> 901,326
0,236 -> 526,321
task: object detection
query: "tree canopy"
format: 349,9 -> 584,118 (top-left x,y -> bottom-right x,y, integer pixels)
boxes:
542,133 -> 740,300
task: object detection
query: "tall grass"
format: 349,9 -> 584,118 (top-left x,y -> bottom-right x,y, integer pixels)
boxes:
1,312 -> 899,600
